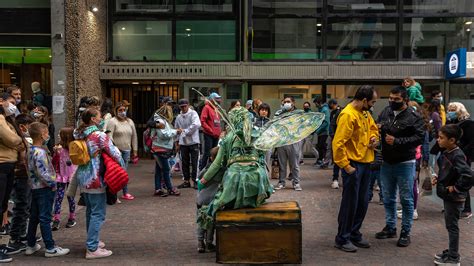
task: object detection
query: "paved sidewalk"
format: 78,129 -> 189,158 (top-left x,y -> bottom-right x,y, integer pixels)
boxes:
8,160 -> 474,265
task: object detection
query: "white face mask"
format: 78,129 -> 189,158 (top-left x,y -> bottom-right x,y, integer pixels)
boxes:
283,102 -> 292,110
5,103 -> 17,116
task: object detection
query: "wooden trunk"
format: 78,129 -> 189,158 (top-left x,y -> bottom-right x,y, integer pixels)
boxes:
215,201 -> 302,264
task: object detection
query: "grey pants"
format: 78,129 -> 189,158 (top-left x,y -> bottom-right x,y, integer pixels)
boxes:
299,134 -> 319,162
278,143 -> 300,185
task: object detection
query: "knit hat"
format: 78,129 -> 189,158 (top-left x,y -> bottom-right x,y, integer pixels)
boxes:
31,82 -> 41,93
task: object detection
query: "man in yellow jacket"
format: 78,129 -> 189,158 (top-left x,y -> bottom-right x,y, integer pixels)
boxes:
332,85 -> 379,253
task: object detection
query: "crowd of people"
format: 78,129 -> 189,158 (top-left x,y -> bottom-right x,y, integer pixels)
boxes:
0,77 -> 472,265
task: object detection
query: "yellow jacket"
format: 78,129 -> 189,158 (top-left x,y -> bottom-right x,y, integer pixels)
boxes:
332,103 -> 379,169
440,105 -> 446,126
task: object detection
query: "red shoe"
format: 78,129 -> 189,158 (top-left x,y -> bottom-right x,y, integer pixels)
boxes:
121,193 -> 135,200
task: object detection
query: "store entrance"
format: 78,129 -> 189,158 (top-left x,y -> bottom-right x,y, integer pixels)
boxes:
107,80 -> 180,156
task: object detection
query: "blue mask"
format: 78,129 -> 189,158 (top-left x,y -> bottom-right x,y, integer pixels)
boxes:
447,111 -> 458,121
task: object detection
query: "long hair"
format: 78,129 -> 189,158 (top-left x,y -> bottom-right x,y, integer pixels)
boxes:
59,127 -> 75,150
78,108 -> 100,131
156,105 -> 173,124
37,105 -> 52,126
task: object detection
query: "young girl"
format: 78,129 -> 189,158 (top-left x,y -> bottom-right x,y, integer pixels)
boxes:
51,127 -> 77,231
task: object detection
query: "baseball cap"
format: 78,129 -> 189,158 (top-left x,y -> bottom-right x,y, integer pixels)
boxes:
208,92 -> 222,100
328,99 -> 338,106
162,96 -> 175,104
178,98 -> 189,106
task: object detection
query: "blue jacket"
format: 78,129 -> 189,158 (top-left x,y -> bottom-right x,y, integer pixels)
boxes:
316,103 -> 330,135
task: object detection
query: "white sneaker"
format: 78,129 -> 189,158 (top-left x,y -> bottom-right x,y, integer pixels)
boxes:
86,248 -> 113,259
25,244 -> 41,255
413,209 -> 419,220
274,183 -> 285,190
294,184 -> 302,191
45,246 -> 70,257
99,241 -> 105,249
397,209 -> 403,219
331,180 -> 339,189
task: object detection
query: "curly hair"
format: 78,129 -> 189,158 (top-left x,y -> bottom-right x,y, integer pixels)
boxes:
448,102 -> 470,121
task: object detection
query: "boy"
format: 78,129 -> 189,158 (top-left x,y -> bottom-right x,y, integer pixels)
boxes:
7,114 -> 34,254
196,147 -> 223,253
26,122 -> 69,257
432,124 -> 473,265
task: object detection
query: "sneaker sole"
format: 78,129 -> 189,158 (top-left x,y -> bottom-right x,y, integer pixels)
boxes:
434,259 -> 460,266
45,251 -> 70,257
86,251 -> 113,259
6,248 -> 25,255
66,223 -> 77,228
375,234 -> 397,240
0,258 -> 13,263
334,244 -> 357,253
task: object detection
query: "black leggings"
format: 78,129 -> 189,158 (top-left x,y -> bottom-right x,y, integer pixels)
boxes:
0,163 -> 15,218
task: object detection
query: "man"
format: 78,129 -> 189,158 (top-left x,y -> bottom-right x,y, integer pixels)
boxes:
375,86 -> 424,247
333,85 -> 379,252
31,81 -> 45,107
431,90 -> 446,125
313,97 -> 330,168
6,86 -> 21,116
175,99 -> 201,189
299,102 -> 319,165
199,92 -> 222,171
275,96 -> 302,191
328,99 -> 342,189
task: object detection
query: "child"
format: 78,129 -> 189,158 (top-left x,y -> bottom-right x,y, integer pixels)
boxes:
26,122 -> 69,257
196,147 -> 223,253
51,127 -> 77,231
254,103 -> 273,169
432,124 -> 473,265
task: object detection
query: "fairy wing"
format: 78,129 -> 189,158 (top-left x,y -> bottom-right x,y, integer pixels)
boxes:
253,110 -> 325,151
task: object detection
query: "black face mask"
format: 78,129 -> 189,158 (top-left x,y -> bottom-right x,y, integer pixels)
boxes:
304,107 -> 310,112
389,101 -> 404,111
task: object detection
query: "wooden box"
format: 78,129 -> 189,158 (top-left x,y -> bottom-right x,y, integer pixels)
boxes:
215,201 -> 302,264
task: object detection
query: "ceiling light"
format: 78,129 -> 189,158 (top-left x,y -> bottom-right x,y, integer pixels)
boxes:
26,48 -> 32,51
132,82 -> 139,85
465,21 -> 473,25
317,30 -> 321,33
9,73 -> 14,75
316,23 -> 322,27
121,27 -> 126,30
49,55 -> 52,58
187,34 -> 191,37
160,82 -> 166,85
185,28 -> 191,31
91,5 -> 98,12
467,28 -> 471,32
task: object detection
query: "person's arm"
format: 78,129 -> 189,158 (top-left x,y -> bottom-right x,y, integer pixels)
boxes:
105,118 -> 116,139
35,149 -> 57,188
332,112 -> 354,171
99,132 -> 125,168
184,111 -> 201,136
452,152 -> 473,193
130,119 -> 138,155
0,115 -> 22,148
393,115 -> 425,147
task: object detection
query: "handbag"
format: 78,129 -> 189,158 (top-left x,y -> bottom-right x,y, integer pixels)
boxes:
102,153 -> 129,194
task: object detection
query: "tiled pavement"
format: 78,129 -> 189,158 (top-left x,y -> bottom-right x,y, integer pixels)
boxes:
7,159 -> 474,265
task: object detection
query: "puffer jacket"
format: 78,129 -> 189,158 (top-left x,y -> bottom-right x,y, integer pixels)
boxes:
74,125 -> 124,192
0,114 -> 22,164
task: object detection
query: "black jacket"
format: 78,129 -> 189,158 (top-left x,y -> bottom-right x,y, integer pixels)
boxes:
436,147 -> 473,202
378,106 -> 425,164
254,116 -> 270,128
329,107 -> 341,137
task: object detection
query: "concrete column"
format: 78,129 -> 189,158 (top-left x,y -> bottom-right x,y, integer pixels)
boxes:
51,0 -> 67,133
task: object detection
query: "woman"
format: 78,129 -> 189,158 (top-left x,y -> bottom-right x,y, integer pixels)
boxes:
0,95 -> 23,262
33,106 -> 55,154
228,100 -> 241,112
100,98 -> 114,132
149,104 -> 181,196
74,108 -> 124,259
106,102 -> 138,200
447,102 -> 474,219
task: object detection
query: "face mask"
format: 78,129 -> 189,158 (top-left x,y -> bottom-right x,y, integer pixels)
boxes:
15,99 -> 21,105
389,101 -> 404,111
304,107 -> 310,113
412,106 -> 417,111
118,111 -> 127,118
369,106 -> 374,113
33,112 -> 43,119
5,104 -> 17,116
447,111 -> 458,121
439,96 -> 444,103
283,102 -> 292,111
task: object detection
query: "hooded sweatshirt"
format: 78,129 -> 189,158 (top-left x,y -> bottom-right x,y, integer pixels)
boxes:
200,102 -> 221,138
175,109 -> 201,146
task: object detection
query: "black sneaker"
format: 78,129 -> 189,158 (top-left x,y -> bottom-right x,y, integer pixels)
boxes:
51,220 -> 60,231
205,242 -> 216,253
351,238 -> 371,248
5,241 -> 26,255
177,181 -> 191,189
66,219 -> 76,228
434,255 -> 460,265
397,230 -> 411,247
197,240 -> 205,253
0,249 -> 12,263
434,249 -> 449,260
334,241 -> 358,252
375,226 -> 397,239
0,224 -> 10,235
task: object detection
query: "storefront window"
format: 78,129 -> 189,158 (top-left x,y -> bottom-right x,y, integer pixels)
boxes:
327,17 -> 397,60
449,83 -> 474,116
327,0 -> 397,13
175,0 -> 234,13
112,21 -> 172,61
253,0 -> 321,17
115,0 -> 172,13
0,0 -> 49,8
253,18 -> 320,60
176,20 -> 236,61
404,0 -> 474,14
403,17 -> 474,60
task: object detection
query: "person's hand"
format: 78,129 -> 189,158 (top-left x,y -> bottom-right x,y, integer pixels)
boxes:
368,136 -> 379,149
200,178 -> 207,185
132,151 -> 138,158
431,177 -> 437,186
344,165 -> 356,174
176,128 -> 183,134
447,186 -> 454,193
385,134 -> 395,145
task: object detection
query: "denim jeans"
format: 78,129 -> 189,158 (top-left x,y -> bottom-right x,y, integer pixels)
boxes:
153,154 -> 173,191
27,187 -> 56,250
335,161 -> 371,245
83,192 -> 107,252
380,161 -> 415,233
368,168 -> 383,202
444,200 -> 464,260
200,134 -> 218,171
121,150 -> 131,194
10,177 -> 31,241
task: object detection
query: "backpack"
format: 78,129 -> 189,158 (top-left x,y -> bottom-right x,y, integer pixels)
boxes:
143,128 -> 154,153
69,140 -> 90,165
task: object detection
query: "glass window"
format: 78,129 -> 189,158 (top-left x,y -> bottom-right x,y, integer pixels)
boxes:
449,83 -> 474,116
403,17 -> 474,60
253,0 -> 321,17
176,20 -> 236,61
327,17 -> 397,60
404,0 -> 474,13
327,0 -> 397,13
115,0 -> 172,13
175,0 -> 234,13
112,21 -> 172,60
253,18 -> 321,60
0,0 -> 50,8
